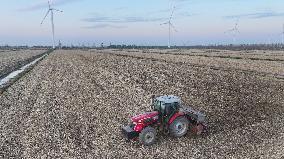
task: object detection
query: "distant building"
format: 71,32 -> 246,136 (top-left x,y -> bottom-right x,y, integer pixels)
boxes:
58,40 -> 62,49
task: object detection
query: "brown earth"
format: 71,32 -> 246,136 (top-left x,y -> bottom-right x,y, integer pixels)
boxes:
0,49 -> 283,158
0,49 -> 47,78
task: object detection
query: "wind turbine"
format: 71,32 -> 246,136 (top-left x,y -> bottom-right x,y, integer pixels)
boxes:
161,6 -> 178,48
41,0 -> 63,49
225,19 -> 240,45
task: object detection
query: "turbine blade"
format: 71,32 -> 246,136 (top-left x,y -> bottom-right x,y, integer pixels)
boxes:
160,22 -> 168,25
41,10 -> 50,25
169,6 -> 176,21
170,23 -> 178,32
53,8 -> 63,12
48,0 -> 51,9
224,29 -> 234,33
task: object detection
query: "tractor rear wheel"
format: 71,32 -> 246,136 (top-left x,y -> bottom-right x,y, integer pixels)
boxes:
139,126 -> 157,146
169,116 -> 189,137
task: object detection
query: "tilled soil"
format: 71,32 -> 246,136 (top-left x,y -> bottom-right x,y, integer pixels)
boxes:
0,49 -> 46,79
0,50 -> 283,158
98,49 -> 284,77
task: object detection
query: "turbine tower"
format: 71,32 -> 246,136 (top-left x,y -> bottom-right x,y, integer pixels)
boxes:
225,19 -> 240,45
41,0 -> 63,49
161,6 -> 177,48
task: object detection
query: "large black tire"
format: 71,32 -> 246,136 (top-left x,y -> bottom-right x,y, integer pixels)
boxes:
169,116 -> 189,137
139,126 -> 157,146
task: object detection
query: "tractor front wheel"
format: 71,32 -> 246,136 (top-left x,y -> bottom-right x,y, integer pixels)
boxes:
169,116 -> 189,137
139,126 -> 157,146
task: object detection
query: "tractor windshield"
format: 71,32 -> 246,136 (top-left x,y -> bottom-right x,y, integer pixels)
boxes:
153,100 -> 160,110
153,100 -> 165,111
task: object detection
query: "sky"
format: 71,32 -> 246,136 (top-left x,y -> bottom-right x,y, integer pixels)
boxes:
0,0 -> 284,46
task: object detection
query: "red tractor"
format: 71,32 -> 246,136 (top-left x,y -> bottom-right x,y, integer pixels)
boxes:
122,95 -> 207,145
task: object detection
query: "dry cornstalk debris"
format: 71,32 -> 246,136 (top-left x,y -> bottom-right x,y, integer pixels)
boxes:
0,49 -> 47,78
0,49 -> 283,158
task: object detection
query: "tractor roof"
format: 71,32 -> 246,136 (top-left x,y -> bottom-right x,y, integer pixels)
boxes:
156,95 -> 181,104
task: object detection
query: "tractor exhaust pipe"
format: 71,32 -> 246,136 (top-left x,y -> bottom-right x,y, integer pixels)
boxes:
151,95 -> 155,104
151,95 -> 155,109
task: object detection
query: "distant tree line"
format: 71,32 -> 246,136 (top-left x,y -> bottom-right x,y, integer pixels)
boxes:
107,44 -> 284,50
1,43 -> 284,51
183,44 -> 284,51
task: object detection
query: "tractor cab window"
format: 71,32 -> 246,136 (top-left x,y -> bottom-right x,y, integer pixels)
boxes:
154,100 -> 162,110
173,102 -> 180,109
160,102 -> 165,111
164,103 -> 176,116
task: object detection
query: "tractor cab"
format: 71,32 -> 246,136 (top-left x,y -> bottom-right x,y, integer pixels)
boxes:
152,95 -> 181,122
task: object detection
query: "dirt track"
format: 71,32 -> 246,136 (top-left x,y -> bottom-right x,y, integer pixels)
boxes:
0,50 -> 283,158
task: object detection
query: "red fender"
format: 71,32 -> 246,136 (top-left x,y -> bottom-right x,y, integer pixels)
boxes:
134,123 -> 144,132
168,112 -> 185,125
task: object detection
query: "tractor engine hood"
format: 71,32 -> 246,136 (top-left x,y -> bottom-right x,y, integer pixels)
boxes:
131,111 -> 159,123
